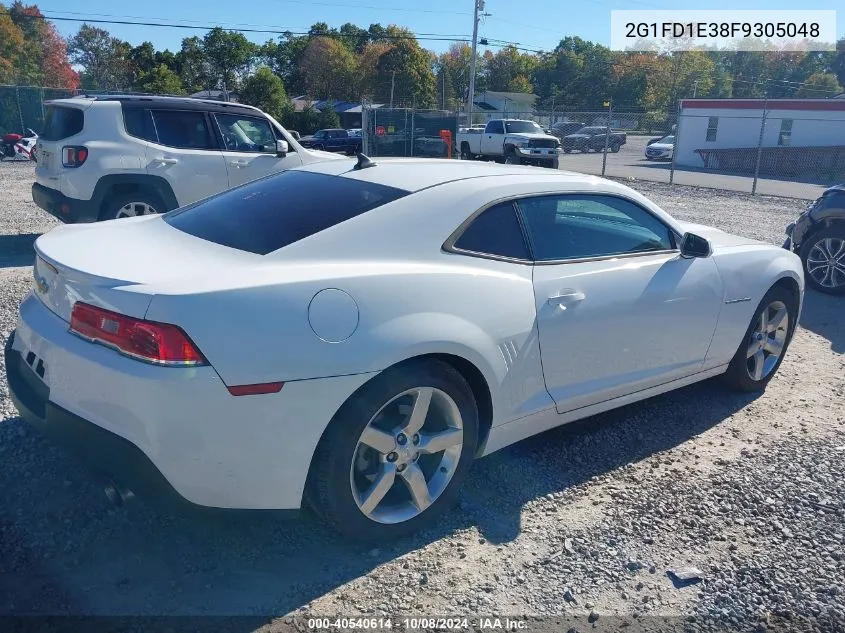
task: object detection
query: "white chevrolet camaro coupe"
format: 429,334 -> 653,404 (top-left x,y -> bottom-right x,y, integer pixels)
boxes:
6,157 -> 804,540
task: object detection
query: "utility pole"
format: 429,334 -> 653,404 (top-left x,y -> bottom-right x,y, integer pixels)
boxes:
467,0 -> 484,124
752,88 -> 769,195
692,80 -> 699,99
390,71 -> 395,108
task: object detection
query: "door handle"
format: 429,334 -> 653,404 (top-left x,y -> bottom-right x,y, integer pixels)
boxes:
154,157 -> 178,165
229,160 -> 249,168
547,290 -> 586,306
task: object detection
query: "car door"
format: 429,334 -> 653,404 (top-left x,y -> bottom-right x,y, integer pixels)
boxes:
213,112 -> 302,188
480,120 -> 505,155
146,109 -> 229,206
520,193 -> 724,413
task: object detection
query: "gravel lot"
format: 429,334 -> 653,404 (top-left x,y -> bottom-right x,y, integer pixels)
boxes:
1,162 -> 843,632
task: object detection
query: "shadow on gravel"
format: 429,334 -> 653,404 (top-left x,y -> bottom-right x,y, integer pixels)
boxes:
798,290 -> 844,354
0,374 -> 759,619
0,233 -> 38,268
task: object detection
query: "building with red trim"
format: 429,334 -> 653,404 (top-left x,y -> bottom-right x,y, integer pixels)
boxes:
675,99 -> 845,172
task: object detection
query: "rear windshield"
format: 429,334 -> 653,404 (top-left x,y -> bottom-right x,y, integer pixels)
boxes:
164,170 -> 410,255
41,106 -> 84,141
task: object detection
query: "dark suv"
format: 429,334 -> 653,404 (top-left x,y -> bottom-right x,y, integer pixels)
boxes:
784,183 -> 845,294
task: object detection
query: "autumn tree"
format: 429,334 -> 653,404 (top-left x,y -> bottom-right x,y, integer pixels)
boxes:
2,2 -> 76,87
299,36 -> 357,100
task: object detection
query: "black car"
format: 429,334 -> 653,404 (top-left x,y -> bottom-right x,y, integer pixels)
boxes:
784,183 -> 845,294
549,121 -> 585,139
298,128 -> 361,155
562,126 -> 627,153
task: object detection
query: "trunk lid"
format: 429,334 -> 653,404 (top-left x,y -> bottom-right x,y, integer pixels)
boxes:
33,216 -> 260,322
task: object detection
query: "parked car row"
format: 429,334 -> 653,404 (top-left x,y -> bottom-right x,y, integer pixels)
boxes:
6,94 -> 835,542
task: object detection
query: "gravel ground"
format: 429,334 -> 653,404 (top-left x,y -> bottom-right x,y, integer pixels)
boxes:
1,163 -> 843,633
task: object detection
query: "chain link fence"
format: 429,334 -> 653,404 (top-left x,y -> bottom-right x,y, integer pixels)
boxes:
3,85 -> 840,201
362,103 -> 841,200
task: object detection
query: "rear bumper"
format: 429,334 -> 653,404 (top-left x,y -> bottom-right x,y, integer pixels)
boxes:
6,293 -> 376,512
4,330 -> 229,515
32,182 -> 98,224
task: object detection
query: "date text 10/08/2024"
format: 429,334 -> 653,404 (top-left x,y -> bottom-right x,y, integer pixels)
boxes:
307,618 -> 528,630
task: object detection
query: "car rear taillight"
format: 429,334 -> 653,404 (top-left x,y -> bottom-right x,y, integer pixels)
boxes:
62,145 -> 88,168
69,302 -> 206,366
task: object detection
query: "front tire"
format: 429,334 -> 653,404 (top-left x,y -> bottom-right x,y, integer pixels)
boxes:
723,285 -> 797,392
799,227 -> 845,295
504,149 -> 521,165
306,359 -> 479,541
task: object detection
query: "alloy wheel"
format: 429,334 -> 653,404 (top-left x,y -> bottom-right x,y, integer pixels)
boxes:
116,202 -> 158,219
350,387 -> 464,524
745,300 -> 789,381
806,237 -> 845,290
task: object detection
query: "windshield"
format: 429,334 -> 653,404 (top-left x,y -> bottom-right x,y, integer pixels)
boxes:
313,130 -> 327,139
578,127 -> 606,135
505,121 -> 543,134
659,135 -> 675,144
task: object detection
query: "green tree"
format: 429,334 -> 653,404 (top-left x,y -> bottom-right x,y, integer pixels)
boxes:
240,66 -> 292,121
176,36 -> 212,94
375,30 -> 437,107
795,72 -> 842,97
0,6 -> 24,83
67,24 -> 132,90
316,104 -> 341,129
484,46 -> 537,93
261,33 -> 310,95
297,105 -> 320,134
136,64 -> 185,95
202,27 -> 258,93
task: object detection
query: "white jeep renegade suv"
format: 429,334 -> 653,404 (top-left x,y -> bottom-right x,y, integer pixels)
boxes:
33,95 -> 343,222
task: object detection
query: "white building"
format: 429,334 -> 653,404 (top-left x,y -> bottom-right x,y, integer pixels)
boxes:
675,99 -> 845,169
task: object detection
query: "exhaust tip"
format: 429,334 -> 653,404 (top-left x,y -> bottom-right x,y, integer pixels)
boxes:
104,480 -> 135,506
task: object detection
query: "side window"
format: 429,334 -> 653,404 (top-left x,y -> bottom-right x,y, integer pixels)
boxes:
706,117 -> 719,142
517,194 -> 674,262
123,108 -> 157,142
453,201 -> 529,260
151,110 -> 214,150
215,113 -> 276,153
486,121 -> 504,134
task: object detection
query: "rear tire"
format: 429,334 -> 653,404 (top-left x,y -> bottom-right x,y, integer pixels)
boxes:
799,227 -> 845,295
101,191 -> 165,221
306,359 -> 479,541
460,143 -> 473,161
611,143 -> 620,153
722,285 -> 797,392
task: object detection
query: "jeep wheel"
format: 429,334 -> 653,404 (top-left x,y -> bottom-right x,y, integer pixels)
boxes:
103,191 -> 165,221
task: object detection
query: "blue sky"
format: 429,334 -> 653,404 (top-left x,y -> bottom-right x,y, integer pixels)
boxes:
44,0 -> 844,55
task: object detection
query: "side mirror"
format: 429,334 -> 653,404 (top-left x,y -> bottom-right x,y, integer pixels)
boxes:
680,232 -> 711,258
276,139 -> 289,157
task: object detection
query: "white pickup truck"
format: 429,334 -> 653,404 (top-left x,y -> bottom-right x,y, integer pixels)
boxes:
457,119 -> 562,168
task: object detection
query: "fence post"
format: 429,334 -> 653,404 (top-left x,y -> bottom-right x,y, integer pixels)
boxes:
751,95 -> 768,195
601,99 -> 612,177
670,100 -> 681,185
410,108 -> 415,157
16,86 -> 25,133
